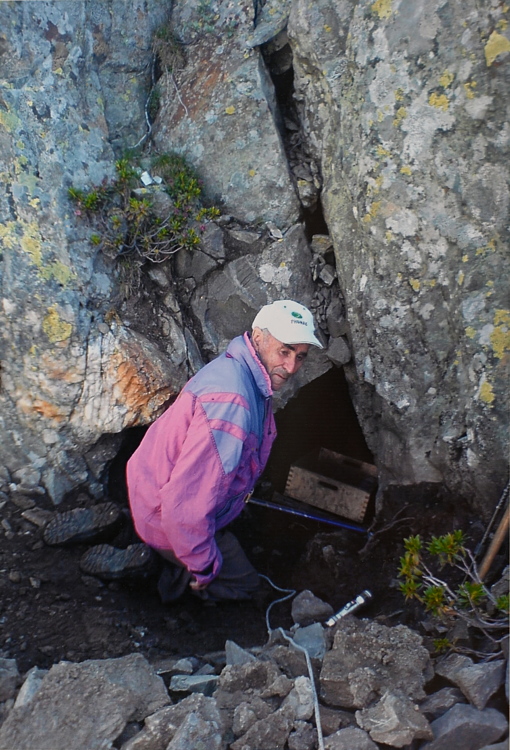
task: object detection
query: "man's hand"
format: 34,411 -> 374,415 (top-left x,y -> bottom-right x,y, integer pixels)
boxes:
189,577 -> 208,592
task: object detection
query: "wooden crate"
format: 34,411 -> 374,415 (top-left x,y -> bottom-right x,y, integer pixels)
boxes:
284,448 -> 378,523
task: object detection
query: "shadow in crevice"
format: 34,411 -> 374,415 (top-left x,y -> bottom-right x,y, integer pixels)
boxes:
265,365 -> 374,495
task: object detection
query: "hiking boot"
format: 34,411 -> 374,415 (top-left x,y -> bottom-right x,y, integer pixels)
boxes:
43,502 -> 124,547
79,543 -> 155,580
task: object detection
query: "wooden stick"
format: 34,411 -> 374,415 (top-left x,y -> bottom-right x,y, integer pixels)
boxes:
478,503 -> 510,581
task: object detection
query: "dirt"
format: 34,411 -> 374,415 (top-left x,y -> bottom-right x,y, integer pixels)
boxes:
0,476 -> 494,677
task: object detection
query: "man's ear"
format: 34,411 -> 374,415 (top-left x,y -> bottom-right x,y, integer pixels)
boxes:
251,327 -> 262,350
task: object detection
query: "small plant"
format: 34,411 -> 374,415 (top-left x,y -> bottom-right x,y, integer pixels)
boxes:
152,24 -> 186,72
398,531 -> 509,650
69,152 -> 218,265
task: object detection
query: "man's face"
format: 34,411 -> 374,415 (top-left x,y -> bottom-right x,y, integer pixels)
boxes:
252,328 -> 309,391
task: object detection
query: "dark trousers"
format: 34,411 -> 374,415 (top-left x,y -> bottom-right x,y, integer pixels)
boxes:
155,530 -> 260,603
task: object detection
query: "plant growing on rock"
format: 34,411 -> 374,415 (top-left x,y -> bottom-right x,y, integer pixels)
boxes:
398,531 -> 509,652
69,152 -> 219,264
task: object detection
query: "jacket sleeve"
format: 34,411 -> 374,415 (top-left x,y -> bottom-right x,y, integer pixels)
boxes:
157,391 -> 250,586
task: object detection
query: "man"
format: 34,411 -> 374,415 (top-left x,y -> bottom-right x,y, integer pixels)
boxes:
78,300 -> 323,602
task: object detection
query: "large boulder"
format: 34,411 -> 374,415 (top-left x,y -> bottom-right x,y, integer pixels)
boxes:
153,0 -> 300,227
288,0 -> 510,511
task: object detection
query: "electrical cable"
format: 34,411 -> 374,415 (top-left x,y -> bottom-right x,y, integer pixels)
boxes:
259,573 -> 326,750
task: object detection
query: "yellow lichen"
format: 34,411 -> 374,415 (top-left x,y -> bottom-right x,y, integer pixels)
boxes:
439,70 -> 454,88
0,221 -> 17,249
464,81 -> 477,99
484,31 -> 510,66
376,145 -> 391,157
429,93 -> 449,111
248,169 -> 256,177
409,278 -> 421,292
0,108 -> 20,133
497,19 -> 508,31
476,238 -> 497,256
225,105 -> 236,115
393,107 -> 407,127
400,165 -> 412,175
40,261 -> 75,286
465,326 -> 476,338
462,254 -> 469,262
371,0 -> 393,20
362,201 -> 382,223
490,309 -> 510,359
479,380 -> 495,404
395,88 -> 405,102
457,271 -> 465,285
42,307 -> 72,344
20,223 -> 43,266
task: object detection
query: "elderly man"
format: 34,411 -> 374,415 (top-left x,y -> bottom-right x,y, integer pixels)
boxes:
78,300 -> 323,602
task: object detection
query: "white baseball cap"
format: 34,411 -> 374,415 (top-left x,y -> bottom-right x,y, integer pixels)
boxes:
252,300 -> 323,348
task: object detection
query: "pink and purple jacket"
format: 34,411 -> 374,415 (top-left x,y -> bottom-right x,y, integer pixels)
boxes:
126,332 -> 276,586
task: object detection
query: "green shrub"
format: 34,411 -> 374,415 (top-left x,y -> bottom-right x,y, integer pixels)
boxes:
398,530 -> 509,653
69,152 -> 218,264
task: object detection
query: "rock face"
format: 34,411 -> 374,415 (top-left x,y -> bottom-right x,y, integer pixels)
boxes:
0,0 -> 508,511
154,0 -> 301,227
288,0 -> 509,509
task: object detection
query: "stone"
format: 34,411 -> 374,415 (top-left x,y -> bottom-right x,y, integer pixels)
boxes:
20,508 -> 54,528
319,264 -> 337,286
435,653 -> 506,710
175,246 -> 219,282
122,694 -> 221,750
13,667 -> 47,709
166,711 -> 223,750
292,623 -> 327,660
311,235 -> 334,255
232,696 -> 273,736
0,659 -> 20,702
419,687 -> 467,720
320,617 -> 431,708
291,589 -> 335,626
263,644 -> 309,679
419,704 -> 508,750
216,661 -> 281,694
324,726 -> 378,750
172,657 -> 198,675
326,337 -> 351,366
225,640 -> 257,666
0,654 -> 170,750
169,674 -> 219,697
319,705 -> 357,736
230,705 -> 295,750
355,690 -> 433,747
282,675 -> 315,721
288,720 -> 318,750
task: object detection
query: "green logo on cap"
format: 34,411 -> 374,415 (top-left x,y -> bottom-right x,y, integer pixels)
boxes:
291,312 -> 303,319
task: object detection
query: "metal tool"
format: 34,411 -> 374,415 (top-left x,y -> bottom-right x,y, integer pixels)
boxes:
325,590 -> 373,627
247,495 -> 369,535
